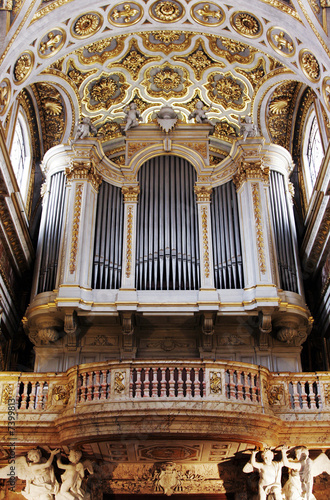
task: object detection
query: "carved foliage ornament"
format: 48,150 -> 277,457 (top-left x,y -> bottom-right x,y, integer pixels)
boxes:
85,73 -> 129,111
191,2 -> 225,26
122,185 -> 140,202
71,12 -> 103,38
13,51 -> 34,83
322,76 -> 330,112
233,160 -> 270,190
231,11 -> 262,38
142,64 -> 192,99
38,28 -> 66,58
0,78 -> 10,115
267,27 -> 295,57
299,49 -> 320,82
66,161 -> 102,191
150,0 -> 185,22
210,372 -> 221,394
52,381 -> 74,405
205,72 -> 249,110
142,31 -> 192,55
109,2 -> 143,26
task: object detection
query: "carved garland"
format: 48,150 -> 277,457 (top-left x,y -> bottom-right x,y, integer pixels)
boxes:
125,205 -> 134,278
69,183 -> 83,274
201,206 -> 210,278
252,183 -> 266,274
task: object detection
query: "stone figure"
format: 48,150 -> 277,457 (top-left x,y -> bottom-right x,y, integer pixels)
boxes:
238,115 -> 259,141
0,447 -> 60,500
123,102 -> 142,131
56,449 -> 93,500
243,446 -> 289,500
188,100 -> 213,124
74,117 -> 97,140
282,446 -> 330,500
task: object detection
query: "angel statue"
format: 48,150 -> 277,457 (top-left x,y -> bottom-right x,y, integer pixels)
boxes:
123,102 -> 142,131
282,446 -> 330,500
0,447 -> 60,500
243,446 -> 290,500
188,100 -> 213,125
74,117 -> 97,140
238,115 -> 259,141
56,449 -> 93,500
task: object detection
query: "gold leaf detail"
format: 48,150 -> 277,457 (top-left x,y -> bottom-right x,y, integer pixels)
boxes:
74,13 -> 101,36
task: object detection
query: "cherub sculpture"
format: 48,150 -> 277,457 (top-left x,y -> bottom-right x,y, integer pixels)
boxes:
0,447 -> 60,500
74,117 -> 97,140
238,115 -> 259,141
188,100 -> 213,125
282,446 -> 330,500
243,446 -> 290,500
56,449 -> 93,500
123,102 -> 142,131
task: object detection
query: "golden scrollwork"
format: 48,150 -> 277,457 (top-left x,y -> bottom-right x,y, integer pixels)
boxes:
264,382 -> 284,405
38,28 -> 66,58
110,154 -> 126,166
66,161 -> 102,191
97,120 -> 123,141
122,185 -> 140,202
52,381 -> 74,405
205,72 -> 249,110
69,183 -> 83,275
207,35 -> 256,64
126,205 -> 134,278
75,36 -> 127,66
201,206 -> 210,278
109,40 -> 161,80
210,372 -> 221,394
191,2 -> 224,26
194,185 -> 212,202
84,73 -> 130,111
267,27 -> 295,57
128,141 -> 151,158
230,12 -> 262,38
180,142 -> 207,158
252,182 -> 266,274
114,372 -> 125,393
150,0 -> 184,22
109,2 -> 143,26
236,59 -> 266,89
142,64 -> 192,99
233,161 -> 270,191
322,76 -> 330,112
71,12 -> 103,39
66,60 -> 97,88
213,120 -> 238,143
299,49 -> 320,82
1,384 -> 14,405
141,31 -> 192,55
0,78 -> 10,115
13,51 -> 34,84
174,40 -> 225,80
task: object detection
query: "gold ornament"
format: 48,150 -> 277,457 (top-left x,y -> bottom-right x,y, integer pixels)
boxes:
97,120 -> 123,140
154,31 -> 181,43
141,31 -> 192,55
220,38 -> 247,53
154,68 -> 181,90
267,27 -> 295,57
142,64 -> 192,99
213,121 -> 238,143
150,0 -> 184,22
205,72 -> 249,110
38,29 -> 66,58
231,12 -> 262,38
174,42 -> 224,80
0,78 -> 10,115
85,73 -> 129,111
192,2 -> 224,26
109,2 -> 142,26
91,77 -> 118,102
72,12 -> 102,38
299,49 -> 320,82
13,51 -> 34,83
322,77 -> 330,112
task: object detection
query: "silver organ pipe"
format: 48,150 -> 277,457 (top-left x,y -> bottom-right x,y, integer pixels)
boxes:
269,171 -> 298,292
92,181 -> 124,289
136,155 -> 200,291
38,172 -> 66,293
211,181 -> 243,289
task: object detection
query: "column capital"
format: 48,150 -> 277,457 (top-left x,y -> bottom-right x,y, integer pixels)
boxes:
233,160 -> 269,191
65,160 -> 102,191
194,185 -> 212,203
122,185 -> 140,202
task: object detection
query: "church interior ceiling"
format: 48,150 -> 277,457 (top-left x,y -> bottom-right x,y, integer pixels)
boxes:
1,0 -> 330,161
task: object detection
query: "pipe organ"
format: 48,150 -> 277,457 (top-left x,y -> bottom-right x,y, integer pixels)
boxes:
26,126 -> 311,374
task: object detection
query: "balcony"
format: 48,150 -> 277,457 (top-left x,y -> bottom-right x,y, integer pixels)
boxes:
1,359 -> 329,450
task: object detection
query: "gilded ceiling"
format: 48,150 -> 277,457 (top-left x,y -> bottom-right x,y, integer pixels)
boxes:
1,0 -> 330,154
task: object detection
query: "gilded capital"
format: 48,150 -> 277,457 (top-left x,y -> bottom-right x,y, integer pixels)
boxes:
122,185 -> 140,202
233,160 -> 269,190
194,185 -> 212,202
65,160 -> 102,191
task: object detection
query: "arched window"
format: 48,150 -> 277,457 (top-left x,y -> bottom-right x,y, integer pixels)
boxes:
10,108 -> 32,202
302,107 -> 323,200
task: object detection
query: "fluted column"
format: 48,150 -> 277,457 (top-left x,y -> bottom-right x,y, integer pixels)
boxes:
194,185 -> 215,290
120,185 -> 140,289
61,159 -> 102,288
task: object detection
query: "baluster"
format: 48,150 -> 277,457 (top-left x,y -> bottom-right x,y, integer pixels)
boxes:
292,381 -> 301,409
143,369 -> 150,398
129,369 -> 134,398
36,382 -> 43,410
42,382 -> 49,409
228,370 -> 236,399
136,368 -> 142,398
300,382 -> 309,409
169,368 -> 175,397
29,382 -> 37,409
94,371 -> 101,401
177,368 -> 184,398
237,372 -> 244,401
21,382 -> 29,409
160,368 -> 167,398
310,381 -> 318,410
187,369 -> 194,398
16,382 -> 22,409
201,368 -> 205,398
86,371 -> 94,401
81,372 -> 88,402
151,369 -> 158,398
253,374 -> 260,403
242,372 -> 248,401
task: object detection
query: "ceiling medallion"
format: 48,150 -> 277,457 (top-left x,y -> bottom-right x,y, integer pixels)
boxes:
142,64 -> 192,99
191,2 -> 225,27
108,2 -> 143,26
38,28 -> 66,59
149,0 -> 185,23
83,73 -> 130,111
108,41 -> 161,81
174,41 -> 225,80
205,72 -> 249,110
267,27 -> 295,58
13,51 -> 34,84
0,78 -> 10,116
71,12 -> 103,39
322,77 -> 330,112
299,49 -> 320,82
230,12 -> 263,38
